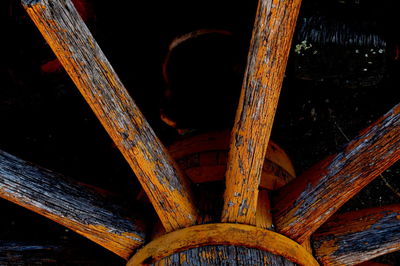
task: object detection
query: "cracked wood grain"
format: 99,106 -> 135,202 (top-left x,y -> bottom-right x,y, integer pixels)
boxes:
312,205 -> 400,266
152,245 -> 296,266
21,0 -> 198,232
222,0 -> 302,224
0,150 -> 145,259
273,103 -> 400,243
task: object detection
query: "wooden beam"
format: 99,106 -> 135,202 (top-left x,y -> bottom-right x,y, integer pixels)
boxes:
21,0 -> 198,232
0,150 -> 145,259
222,0 -> 302,224
273,103 -> 400,243
312,205 -> 400,266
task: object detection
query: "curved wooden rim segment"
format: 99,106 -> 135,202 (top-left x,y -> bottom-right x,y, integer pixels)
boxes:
168,130 -> 296,178
22,0 -> 198,232
127,223 -> 319,266
222,0 -> 302,224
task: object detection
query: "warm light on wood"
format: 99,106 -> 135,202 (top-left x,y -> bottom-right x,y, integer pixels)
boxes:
128,223 -> 319,266
22,0 -> 198,232
222,0 -> 302,224
15,0 -> 400,264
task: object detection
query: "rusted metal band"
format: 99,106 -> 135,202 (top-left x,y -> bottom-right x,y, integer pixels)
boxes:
127,223 -> 319,266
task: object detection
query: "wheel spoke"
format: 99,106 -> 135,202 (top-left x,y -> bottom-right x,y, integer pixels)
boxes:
312,205 -> 400,265
0,150 -> 145,259
22,0 -> 198,232
273,103 -> 400,243
222,0 -> 302,224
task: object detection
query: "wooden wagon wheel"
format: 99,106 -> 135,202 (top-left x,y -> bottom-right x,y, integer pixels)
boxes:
1,0 -> 399,265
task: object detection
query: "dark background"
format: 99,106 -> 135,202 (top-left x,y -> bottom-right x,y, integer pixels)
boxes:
1,0 -> 400,264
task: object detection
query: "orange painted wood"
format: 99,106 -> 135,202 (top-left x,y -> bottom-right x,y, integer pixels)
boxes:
127,224 -> 319,266
222,0 -> 302,224
0,150 -> 145,259
22,0 -> 198,232
312,205 -> 400,266
274,103 -> 400,243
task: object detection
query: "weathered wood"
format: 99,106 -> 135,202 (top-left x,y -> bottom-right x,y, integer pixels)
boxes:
198,185 -> 273,228
168,131 -> 293,229
0,150 -> 145,259
22,0 -> 198,232
312,205 -> 400,266
146,184 -> 274,238
153,245 -> 295,266
168,130 -> 296,190
0,241 -> 122,265
128,223 -> 319,266
222,0 -> 302,224
274,103 -> 400,243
